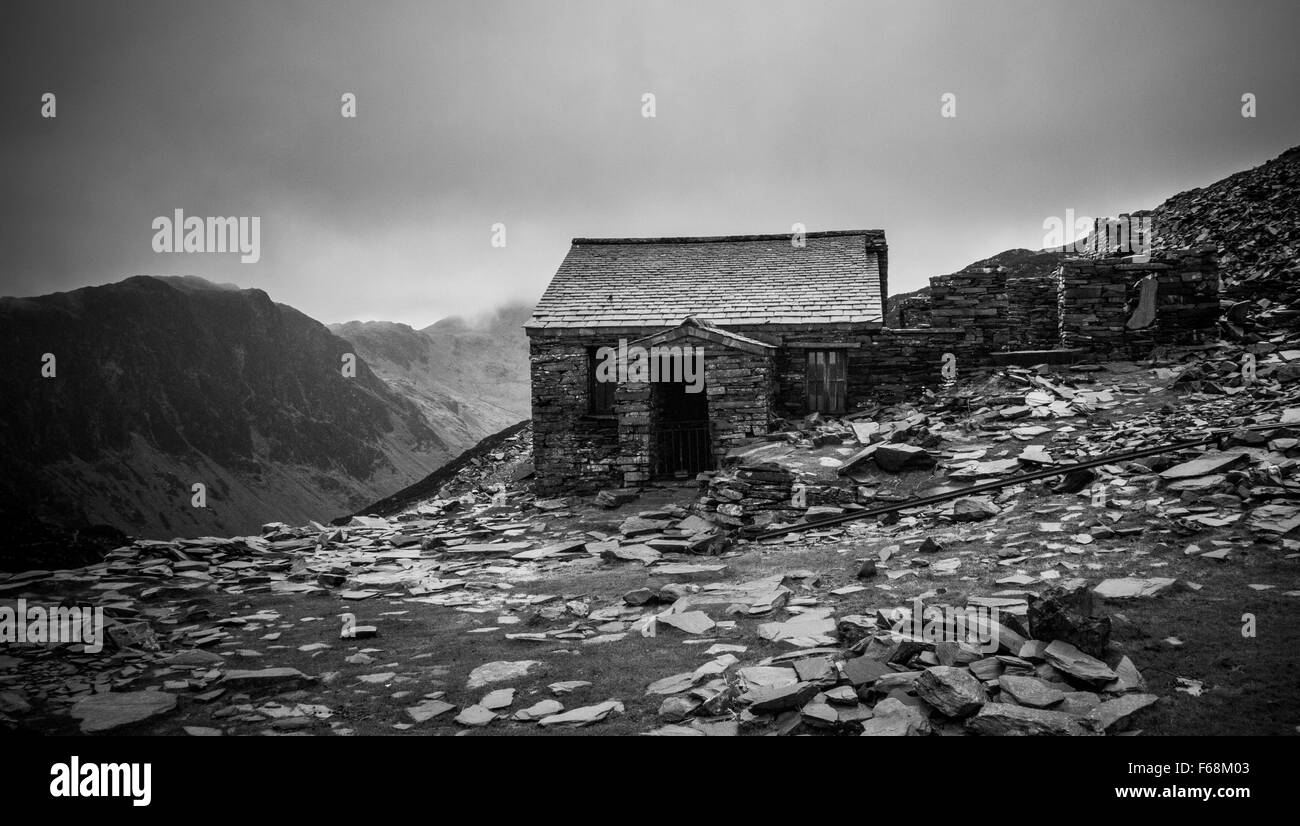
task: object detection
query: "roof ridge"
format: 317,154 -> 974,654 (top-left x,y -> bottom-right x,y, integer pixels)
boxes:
570,230 -> 885,245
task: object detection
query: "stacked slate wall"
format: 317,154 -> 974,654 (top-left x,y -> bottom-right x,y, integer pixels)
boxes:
884,293 -> 933,328
928,270 -> 1011,353
1006,273 -> 1062,349
1058,248 -> 1220,355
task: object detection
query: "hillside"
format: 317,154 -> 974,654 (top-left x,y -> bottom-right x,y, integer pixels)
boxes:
329,302 -> 531,450
1152,144 -> 1300,307
888,144 -> 1300,330
0,276 -> 453,543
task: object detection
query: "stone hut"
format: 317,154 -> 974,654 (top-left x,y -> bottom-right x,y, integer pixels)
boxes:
524,231 -> 890,491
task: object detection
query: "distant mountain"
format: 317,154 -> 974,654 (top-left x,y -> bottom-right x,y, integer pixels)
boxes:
0,275 -> 454,543
329,302 -> 531,450
955,248 -> 1070,277
886,248 -> 1068,327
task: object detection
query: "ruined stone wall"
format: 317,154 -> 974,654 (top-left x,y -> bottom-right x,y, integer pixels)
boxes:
1058,248 -> 1220,356
1084,212 -> 1153,257
744,323 -> 986,417
862,329 -> 975,403
700,463 -> 797,528
1006,273 -> 1062,350
885,293 -> 933,328
764,327 -> 994,409
928,270 -> 1011,353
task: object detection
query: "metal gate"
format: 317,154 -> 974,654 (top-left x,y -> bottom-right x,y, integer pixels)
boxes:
653,419 -> 714,477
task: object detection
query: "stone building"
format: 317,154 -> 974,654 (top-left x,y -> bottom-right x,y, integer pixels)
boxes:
525,231 -> 896,491
525,228 -> 1223,492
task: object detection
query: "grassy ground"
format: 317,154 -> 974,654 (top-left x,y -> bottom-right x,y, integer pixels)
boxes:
12,517 -> 1300,738
19,509 -> 1296,737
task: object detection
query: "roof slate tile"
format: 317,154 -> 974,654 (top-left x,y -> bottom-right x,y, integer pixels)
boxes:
526,231 -> 885,328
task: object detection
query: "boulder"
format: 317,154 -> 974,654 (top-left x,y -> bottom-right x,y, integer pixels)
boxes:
998,675 -> 1066,708
69,691 -> 177,733
915,666 -> 988,718
1092,577 -> 1181,600
1028,583 -> 1112,658
841,656 -> 894,687
596,488 -> 641,508
951,496 -> 999,521
874,444 -> 937,473
221,667 -> 315,693
745,681 -> 818,714
1096,693 -> 1159,732
466,660 -> 543,690
859,697 -> 930,736
513,699 -> 565,722
1044,641 -> 1117,687
1159,452 -> 1249,479
967,702 -> 1087,736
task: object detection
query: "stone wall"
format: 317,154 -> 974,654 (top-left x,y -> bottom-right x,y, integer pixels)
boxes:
529,330 -> 776,491
747,324 -> 979,416
530,321 -> 997,494
529,336 -> 622,493
699,463 -> 797,528
928,269 -> 1011,353
856,329 -> 966,402
614,331 -> 775,485
1006,273 -> 1062,350
530,247 -> 1220,490
766,326 -> 874,418
885,293 -> 933,328
1084,212 -> 1153,257
1058,248 -> 1220,356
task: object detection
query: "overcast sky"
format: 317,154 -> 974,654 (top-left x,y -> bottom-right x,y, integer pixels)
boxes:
2,0 -> 1298,327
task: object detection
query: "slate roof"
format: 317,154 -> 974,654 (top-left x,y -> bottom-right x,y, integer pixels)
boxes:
525,231 -> 886,329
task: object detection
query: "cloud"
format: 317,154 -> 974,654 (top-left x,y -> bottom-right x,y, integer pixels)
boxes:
2,0 -> 1298,325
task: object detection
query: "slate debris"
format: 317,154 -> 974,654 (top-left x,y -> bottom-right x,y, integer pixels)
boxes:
631,593 -> 1160,736
8,333 -> 1300,737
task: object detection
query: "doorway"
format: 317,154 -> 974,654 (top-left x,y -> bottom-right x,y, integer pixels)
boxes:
652,379 -> 712,478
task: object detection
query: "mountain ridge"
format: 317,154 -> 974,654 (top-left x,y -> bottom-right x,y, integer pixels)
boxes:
327,301 -> 531,452
0,275 -> 456,542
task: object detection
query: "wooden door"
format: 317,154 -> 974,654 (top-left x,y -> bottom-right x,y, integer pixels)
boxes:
805,350 -> 846,415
